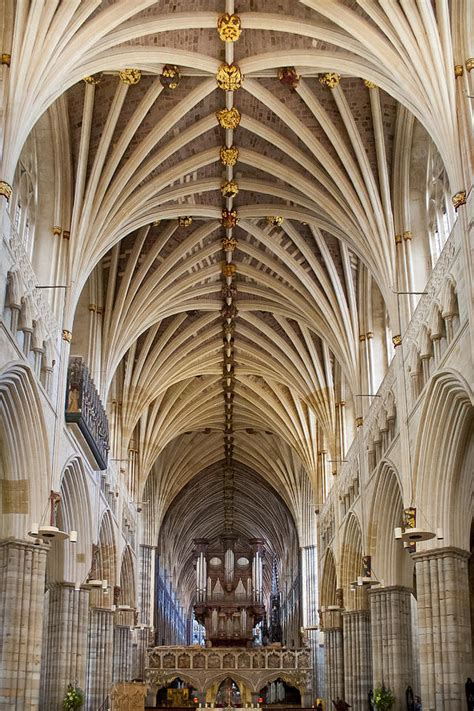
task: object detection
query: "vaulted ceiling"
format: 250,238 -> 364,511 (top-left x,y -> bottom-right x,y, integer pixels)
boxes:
5,0 -> 467,588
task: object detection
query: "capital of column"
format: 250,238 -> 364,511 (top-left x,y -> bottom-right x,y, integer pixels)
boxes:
411,545 -> 470,563
90,605 -> 115,616
320,607 -> 343,630
368,584 -> 413,598
0,536 -> 49,553
46,580 -> 90,592
140,543 -> 157,552
342,608 -> 370,619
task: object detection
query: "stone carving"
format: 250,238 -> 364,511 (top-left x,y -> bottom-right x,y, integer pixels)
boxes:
220,145 -> 239,166
319,72 -> 340,88
221,180 -> 239,199
7,226 -> 59,340
208,653 -> 220,669
146,645 -> 311,695
163,653 -> 175,668
278,67 -> 300,89
223,653 -> 235,668
110,682 -> 147,711
216,107 -> 241,130
160,65 -> 180,89
238,652 -> 251,669
216,64 -> 243,91
119,68 -> 141,85
193,652 -> 205,669
217,13 -> 242,42
178,653 -> 190,668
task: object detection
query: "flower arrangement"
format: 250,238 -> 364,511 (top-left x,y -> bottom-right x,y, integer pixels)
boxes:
373,685 -> 395,710
63,683 -> 84,710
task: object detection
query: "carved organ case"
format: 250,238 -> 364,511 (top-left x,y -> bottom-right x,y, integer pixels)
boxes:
193,535 -> 265,646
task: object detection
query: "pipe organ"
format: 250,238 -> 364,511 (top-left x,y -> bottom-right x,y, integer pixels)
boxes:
193,536 -> 265,646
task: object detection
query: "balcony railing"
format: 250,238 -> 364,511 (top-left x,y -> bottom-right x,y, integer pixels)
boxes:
65,356 -> 109,469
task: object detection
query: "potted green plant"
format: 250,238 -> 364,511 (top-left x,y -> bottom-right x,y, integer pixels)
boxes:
63,682 -> 84,710
373,684 -> 395,710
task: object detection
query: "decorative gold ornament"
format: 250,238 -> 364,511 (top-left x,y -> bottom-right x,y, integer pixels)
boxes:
278,67 -> 300,89
62,230 -> 70,240
466,58 -> 474,72
119,68 -> 142,85
364,79 -> 376,89
52,226 -> 62,237
366,332 -> 373,340
222,284 -> 237,300
223,322 -> 235,338
222,304 -> 238,320
222,237 -> 238,252
217,13 -> 242,42
266,216 -> 283,226
319,72 -> 340,88
83,73 -> 102,85
0,181 -> 12,200
222,208 -> 238,229
394,233 -> 402,244
216,63 -> 243,91
1,53 -> 11,66
392,334 -> 402,347
222,263 -> 237,277
216,106 -> 241,129
220,145 -> 239,166
62,329 -> 73,343
221,180 -> 239,199
153,219 -> 161,226
359,333 -> 366,342
160,65 -> 180,89
403,230 -> 413,241
452,190 -> 466,210
355,416 -> 363,428
454,64 -> 464,78
178,216 -> 193,227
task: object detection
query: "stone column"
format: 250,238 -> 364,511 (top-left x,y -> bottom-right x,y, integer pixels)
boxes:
413,547 -> 472,710
86,607 -> 114,711
113,625 -> 132,683
40,583 -> 90,710
134,545 -> 156,680
320,608 -> 344,705
342,610 -> 372,711
0,538 -> 48,710
131,628 -> 150,681
369,586 -> 415,710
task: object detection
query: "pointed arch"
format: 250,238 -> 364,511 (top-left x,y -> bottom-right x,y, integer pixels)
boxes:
368,460 -> 413,588
320,547 -> 338,609
414,369 -> 474,550
340,512 -> 363,610
119,545 -> 136,607
0,361 -> 50,538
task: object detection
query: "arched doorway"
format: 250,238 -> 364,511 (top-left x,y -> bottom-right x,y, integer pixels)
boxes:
215,678 -> 242,707
156,677 -> 195,707
259,678 -> 301,706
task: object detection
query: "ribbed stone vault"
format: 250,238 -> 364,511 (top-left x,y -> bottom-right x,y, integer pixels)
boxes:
3,0 -> 466,555
157,461 -> 300,611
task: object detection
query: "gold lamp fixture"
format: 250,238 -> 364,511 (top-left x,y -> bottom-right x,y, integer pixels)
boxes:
394,507 -> 443,545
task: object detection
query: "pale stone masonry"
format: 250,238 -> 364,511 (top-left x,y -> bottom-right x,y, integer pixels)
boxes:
369,587 -> 414,706
414,548 -> 472,710
40,583 -> 90,708
0,540 -> 48,710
